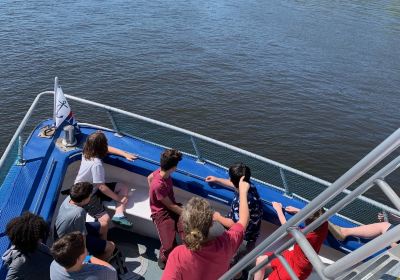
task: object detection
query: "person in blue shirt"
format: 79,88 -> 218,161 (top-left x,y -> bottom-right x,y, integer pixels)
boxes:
206,163 -> 263,270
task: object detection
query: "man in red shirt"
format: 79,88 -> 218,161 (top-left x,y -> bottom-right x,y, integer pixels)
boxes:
148,149 -> 183,270
254,203 -> 328,280
162,176 -> 251,280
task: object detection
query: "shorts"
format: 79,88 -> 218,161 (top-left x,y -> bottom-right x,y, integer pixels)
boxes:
85,222 -> 107,255
83,182 -> 117,218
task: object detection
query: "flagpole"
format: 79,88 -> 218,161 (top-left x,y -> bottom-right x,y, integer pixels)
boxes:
53,77 -> 58,127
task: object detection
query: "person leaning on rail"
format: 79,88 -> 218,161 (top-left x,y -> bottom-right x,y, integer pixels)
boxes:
254,203 -> 328,280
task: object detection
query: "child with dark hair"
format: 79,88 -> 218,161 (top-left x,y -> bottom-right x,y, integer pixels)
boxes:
162,177 -> 251,280
55,182 -> 115,261
50,232 -> 117,280
254,203 -> 328,280
205,163 -> 263,266
147,148 -> 184,269
2,212 -> 53,280
75,131 -> 137,239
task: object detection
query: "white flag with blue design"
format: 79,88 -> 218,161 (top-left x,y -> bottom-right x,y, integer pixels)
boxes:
54,78 -> 75,128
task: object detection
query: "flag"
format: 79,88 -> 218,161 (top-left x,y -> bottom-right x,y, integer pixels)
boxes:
54,81 -> 75,128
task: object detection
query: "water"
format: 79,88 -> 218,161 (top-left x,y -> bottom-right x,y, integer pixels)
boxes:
0,0 -> 399,203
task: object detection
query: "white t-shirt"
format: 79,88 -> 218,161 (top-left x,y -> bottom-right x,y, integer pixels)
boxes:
75,157 -> 105,193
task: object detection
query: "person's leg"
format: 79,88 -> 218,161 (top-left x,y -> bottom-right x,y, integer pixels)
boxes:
113,182 -> 129,215
109,182 -> 132,227
84,195 -> 110,240
97,212 -> 111,240
153,211 -> 179,269
254,255 -> 271,280
331,222 -> 391,240
86,233 -> 115,260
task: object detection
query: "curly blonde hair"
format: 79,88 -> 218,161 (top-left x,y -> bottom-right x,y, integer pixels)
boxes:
182,197 -> 214,251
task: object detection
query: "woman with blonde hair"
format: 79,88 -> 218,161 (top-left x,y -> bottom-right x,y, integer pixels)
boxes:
162,177 -> 251,280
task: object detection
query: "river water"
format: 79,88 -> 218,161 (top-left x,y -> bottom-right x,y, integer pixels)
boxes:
1,0 -> 399,203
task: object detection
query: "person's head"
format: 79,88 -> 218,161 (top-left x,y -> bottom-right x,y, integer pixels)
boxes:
6,212 -> 49,253
305,208 -> 326,227
70,182 -> 93,205
160,149 -> 182,172
51,232 -> 86,269
228,163 -> 251,189
182,197 -> 214,251
83,131 -> 108,160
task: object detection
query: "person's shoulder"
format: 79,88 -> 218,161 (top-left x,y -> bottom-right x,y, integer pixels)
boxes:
150,170 -> 165,188
217,223 -> 244,243
90,157 -> 103,166
7,252 -> 26,270
82,263 -> 117,277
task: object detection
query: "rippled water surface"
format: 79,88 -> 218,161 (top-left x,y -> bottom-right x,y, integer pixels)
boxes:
1,0 -> 400,202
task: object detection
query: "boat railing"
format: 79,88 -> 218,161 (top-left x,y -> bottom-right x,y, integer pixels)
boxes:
0,91 -> 399,228
220,128 -> 400,279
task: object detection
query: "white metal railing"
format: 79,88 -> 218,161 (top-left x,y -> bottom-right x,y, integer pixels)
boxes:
220,128 -> 400,280
1,91 -> 399,223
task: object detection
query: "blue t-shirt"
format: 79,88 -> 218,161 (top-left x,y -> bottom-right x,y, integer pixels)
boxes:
227,185 -> 263,242
50,260 -> 117,280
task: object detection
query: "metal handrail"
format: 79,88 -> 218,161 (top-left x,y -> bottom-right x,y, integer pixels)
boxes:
0,91 -> 54,170
1,91 -> 399,217
221,128 -> 400,279
62,94 -> 400,216
246,154 -> 400,280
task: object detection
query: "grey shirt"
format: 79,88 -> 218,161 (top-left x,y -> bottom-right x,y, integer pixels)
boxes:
2,243 -> 53,280
50,260 -> 117,280
55,196 -> 87,238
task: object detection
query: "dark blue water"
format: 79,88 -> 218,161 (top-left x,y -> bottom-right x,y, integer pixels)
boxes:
1,0 -> 400,201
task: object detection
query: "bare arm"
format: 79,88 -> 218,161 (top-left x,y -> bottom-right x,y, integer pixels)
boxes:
147,172 -> 154,187
213,212 -> 235,228
205,176 -> 235,189
108,146 -> 137,161
89,256 -> 114,269
237,177 -> 250,229
272,202 -> 287,225
97,183 -> 126,203
161,196 -> 183,215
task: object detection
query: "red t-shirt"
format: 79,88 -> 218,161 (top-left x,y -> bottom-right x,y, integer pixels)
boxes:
149,169 -> 177,215
268,222 -> 329,280
162,223 -> 245,280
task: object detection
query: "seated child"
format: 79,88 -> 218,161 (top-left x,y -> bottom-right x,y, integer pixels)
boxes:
254,203 -> 328,280
75,131 -> 137,238
55,182 -> 115,260
50,232 -> 117,280
2,212 -> 53,280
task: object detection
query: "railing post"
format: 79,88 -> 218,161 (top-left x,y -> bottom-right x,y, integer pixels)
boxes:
106,110 -> 123,137
280,168 -> 292,197
190,136 -> 204,163
17,136 -> 25,166
375,179 -> 400,211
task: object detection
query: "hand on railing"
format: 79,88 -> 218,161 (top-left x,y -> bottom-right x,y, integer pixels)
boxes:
285,206 -> 300,214
205,176 -> 217,183
124,152 -> 138,161
272,202 -> 283,211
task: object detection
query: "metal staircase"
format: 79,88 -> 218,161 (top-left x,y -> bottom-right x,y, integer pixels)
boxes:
220,128 -> 400,280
